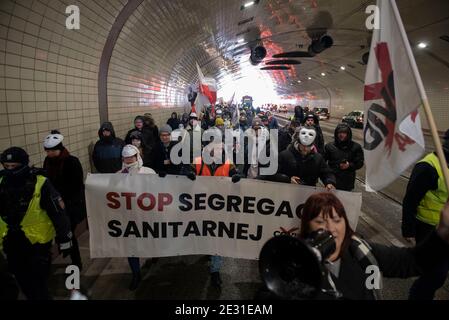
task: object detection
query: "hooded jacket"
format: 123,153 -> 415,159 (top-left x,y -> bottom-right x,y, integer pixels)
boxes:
278,144 -> 336,187
118,145 -> 156,175
324,123 -> 364,191
93,122 -> 125,173
167,112 -> 181,130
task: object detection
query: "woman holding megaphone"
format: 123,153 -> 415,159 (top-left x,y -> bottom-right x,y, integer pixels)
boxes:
259,192 -> 449,300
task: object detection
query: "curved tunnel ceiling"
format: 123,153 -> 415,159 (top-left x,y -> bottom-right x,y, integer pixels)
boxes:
107,0 -> 449,112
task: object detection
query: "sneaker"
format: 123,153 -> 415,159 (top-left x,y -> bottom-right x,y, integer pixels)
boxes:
129,274 -> 141,291
210,272 -> 222,288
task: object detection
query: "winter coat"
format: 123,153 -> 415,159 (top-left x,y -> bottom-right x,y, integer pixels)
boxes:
278,126 -> 293,153
0,167 -> 72,246
167,112 -> 181,130
117,149 -> 156,175
153,141 -> 182,175
278,144 -> 336,187
43,148 -> 86,226
125,118 -> 159,155
324,124 -> 364,191
92,122 -> 125,173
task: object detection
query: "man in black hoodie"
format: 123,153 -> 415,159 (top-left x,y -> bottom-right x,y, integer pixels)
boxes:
324,123 -> 364,191
93,122 -> 125,173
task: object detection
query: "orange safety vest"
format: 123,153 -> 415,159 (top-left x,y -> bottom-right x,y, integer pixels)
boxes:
194,157 -> 231,177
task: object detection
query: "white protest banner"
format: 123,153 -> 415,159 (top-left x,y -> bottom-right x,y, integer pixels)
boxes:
86,174 -> 362,260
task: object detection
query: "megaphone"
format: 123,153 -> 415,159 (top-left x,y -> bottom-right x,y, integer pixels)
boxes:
258,229 -> 340,299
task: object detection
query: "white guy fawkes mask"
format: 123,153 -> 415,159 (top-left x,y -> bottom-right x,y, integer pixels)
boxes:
299,127 -> 316,146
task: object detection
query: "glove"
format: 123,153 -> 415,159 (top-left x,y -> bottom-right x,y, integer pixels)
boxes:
187,172 -> 196,181
158,171 -> 167,178
232,174 -> 241,183
59,241 -> 72,258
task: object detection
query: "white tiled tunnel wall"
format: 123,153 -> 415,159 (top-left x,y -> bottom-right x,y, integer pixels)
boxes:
0,0 -> 190,174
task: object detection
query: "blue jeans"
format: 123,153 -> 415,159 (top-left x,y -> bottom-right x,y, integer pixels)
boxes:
210,255 -> 223,273
128,257 -> 140,276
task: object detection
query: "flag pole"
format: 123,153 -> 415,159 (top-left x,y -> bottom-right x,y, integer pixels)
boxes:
391,0 -> 449,192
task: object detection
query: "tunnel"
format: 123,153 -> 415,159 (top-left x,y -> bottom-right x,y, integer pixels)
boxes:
1,0 -> 449,302
0,0 -> 448,171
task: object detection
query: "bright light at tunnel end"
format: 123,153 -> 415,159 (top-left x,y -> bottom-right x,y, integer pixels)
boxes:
417,42 -> 428,49
218,67 -> 283,106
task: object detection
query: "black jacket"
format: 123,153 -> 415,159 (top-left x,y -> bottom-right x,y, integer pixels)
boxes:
167,113 -> 181,130
93,122 -> 125,173
43,149 -> 85,226
125,126 -> 159,153
324,124 -> 364,191
278,126 -> 293,153
277,145 -> 336,187
0,168 -> 72,247
401,152 -> 449,237
153,141 -> 182,175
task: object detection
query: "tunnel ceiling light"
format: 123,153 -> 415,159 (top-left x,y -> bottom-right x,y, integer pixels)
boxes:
308,76 -> 312,80
417,42 -> 428,49
340,66 -> 346,70
321,72 -> 326,77
241,0 -> 259,10
237,38 -> 245,43
297,80 -> 302,83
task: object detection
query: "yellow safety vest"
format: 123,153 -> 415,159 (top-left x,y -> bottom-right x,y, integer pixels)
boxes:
416,153 -> 448,226
0,175 -> 56,249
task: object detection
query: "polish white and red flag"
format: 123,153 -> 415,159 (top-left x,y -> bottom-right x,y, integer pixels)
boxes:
196,62 -> 217,114
363,0 -> 426,191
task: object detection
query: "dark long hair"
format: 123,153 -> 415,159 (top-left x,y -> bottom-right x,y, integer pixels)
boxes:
299,192 -> 354,256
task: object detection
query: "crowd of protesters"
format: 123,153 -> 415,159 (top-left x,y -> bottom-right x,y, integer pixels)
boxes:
1,103 -> 449,301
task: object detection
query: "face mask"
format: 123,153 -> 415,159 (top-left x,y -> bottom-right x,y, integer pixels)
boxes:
2,165 -> 30,185
299,128 -> 316,146
124,161 -> 139,170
